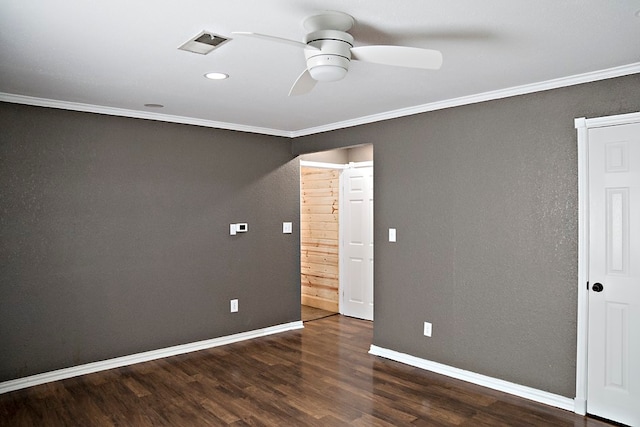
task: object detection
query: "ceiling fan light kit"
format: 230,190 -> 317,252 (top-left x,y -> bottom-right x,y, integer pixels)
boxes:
233,11 -> 443,96
304,30 -> 354,82
308,62 -> 348,82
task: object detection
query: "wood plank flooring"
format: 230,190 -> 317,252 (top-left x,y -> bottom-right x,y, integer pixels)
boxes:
0,315 -> 617,426
301,305 -> 337,322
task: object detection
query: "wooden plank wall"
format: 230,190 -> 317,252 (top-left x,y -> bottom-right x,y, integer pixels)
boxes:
300,167 -> 340,312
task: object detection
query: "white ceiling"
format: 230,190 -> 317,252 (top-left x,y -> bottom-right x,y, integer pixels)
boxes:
1,1 -> 639,137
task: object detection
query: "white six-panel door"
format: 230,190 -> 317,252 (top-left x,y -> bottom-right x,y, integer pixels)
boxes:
587,121 -> 640,426
340,166 -> 374,320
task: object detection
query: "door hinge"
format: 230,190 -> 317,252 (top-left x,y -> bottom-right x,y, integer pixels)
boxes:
587,281 -> 589,290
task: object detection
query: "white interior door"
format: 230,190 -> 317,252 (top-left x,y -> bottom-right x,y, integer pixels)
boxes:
341,166 -> 374,320
587,121 -> 640,426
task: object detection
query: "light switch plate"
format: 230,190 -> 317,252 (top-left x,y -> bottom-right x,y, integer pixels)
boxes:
389,228 -> 397,242
283,222 -> 292,234
423,321 -> 432,337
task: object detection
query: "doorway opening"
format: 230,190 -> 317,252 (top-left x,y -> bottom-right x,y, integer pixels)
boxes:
299,145 -> 373,322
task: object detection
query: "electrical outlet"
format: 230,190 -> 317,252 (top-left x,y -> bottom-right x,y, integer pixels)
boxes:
423,321 -> 432,337
230,299 -> 238,313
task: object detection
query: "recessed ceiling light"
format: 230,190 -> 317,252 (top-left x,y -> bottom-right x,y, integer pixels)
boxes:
205,72 -> 229,80
144,103 -> 164,108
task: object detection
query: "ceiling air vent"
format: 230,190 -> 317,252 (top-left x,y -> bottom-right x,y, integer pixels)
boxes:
178,31 -> 230,55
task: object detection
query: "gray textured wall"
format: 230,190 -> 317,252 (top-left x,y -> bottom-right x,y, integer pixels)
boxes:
293,74 -> 640,398
0,103 -> 300,382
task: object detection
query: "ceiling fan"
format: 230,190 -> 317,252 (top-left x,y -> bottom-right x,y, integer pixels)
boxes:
233,11 -> 443,96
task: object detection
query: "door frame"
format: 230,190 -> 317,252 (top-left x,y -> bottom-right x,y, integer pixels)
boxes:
338,161 -> 374,317
574,111 -> 640,415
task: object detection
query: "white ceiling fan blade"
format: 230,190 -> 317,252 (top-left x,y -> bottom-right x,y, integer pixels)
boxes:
231,32 -> 319,50
351,46 -> 443,70
288,69 -> 317,96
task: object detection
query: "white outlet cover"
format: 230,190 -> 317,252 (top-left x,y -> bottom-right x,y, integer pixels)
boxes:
389,228 -> 397,242
283,222 -> 292,234
230,299 -> 238,313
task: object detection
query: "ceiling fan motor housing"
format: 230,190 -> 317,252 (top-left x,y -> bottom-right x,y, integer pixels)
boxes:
304,30 -> 353,82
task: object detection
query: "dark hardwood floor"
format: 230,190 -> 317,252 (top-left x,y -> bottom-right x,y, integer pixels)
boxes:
301,305 -> 337,322
0,315 -> 617,426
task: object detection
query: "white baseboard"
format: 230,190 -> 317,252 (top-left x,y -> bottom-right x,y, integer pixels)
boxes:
0,321 -> 304,394
369,345 -> 577,413
574,397 -> 587,415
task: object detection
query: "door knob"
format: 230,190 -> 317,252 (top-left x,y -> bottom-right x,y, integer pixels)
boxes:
592,283 -> 604,292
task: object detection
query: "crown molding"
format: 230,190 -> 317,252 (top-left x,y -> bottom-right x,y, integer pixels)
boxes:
0,93 -> 292,138
2,62 -> 638,139
290,62 -> 640,137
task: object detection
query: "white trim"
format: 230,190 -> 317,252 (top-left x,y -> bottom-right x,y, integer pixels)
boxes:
575,117 -> 589,415
0,321 -> 303,395
580,111 -> 640,128
0,93 -> 291,138
573,110 -> 640,417
369,345 -> 576,412
338,169 -> 345,315
2,63 -> 639,138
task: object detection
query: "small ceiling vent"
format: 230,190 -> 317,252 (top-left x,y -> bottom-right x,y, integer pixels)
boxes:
178,31 -> 230,55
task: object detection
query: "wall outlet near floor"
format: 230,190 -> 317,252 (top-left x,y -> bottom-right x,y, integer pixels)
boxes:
423,321 -> 432,337
230,299 -> 238,313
